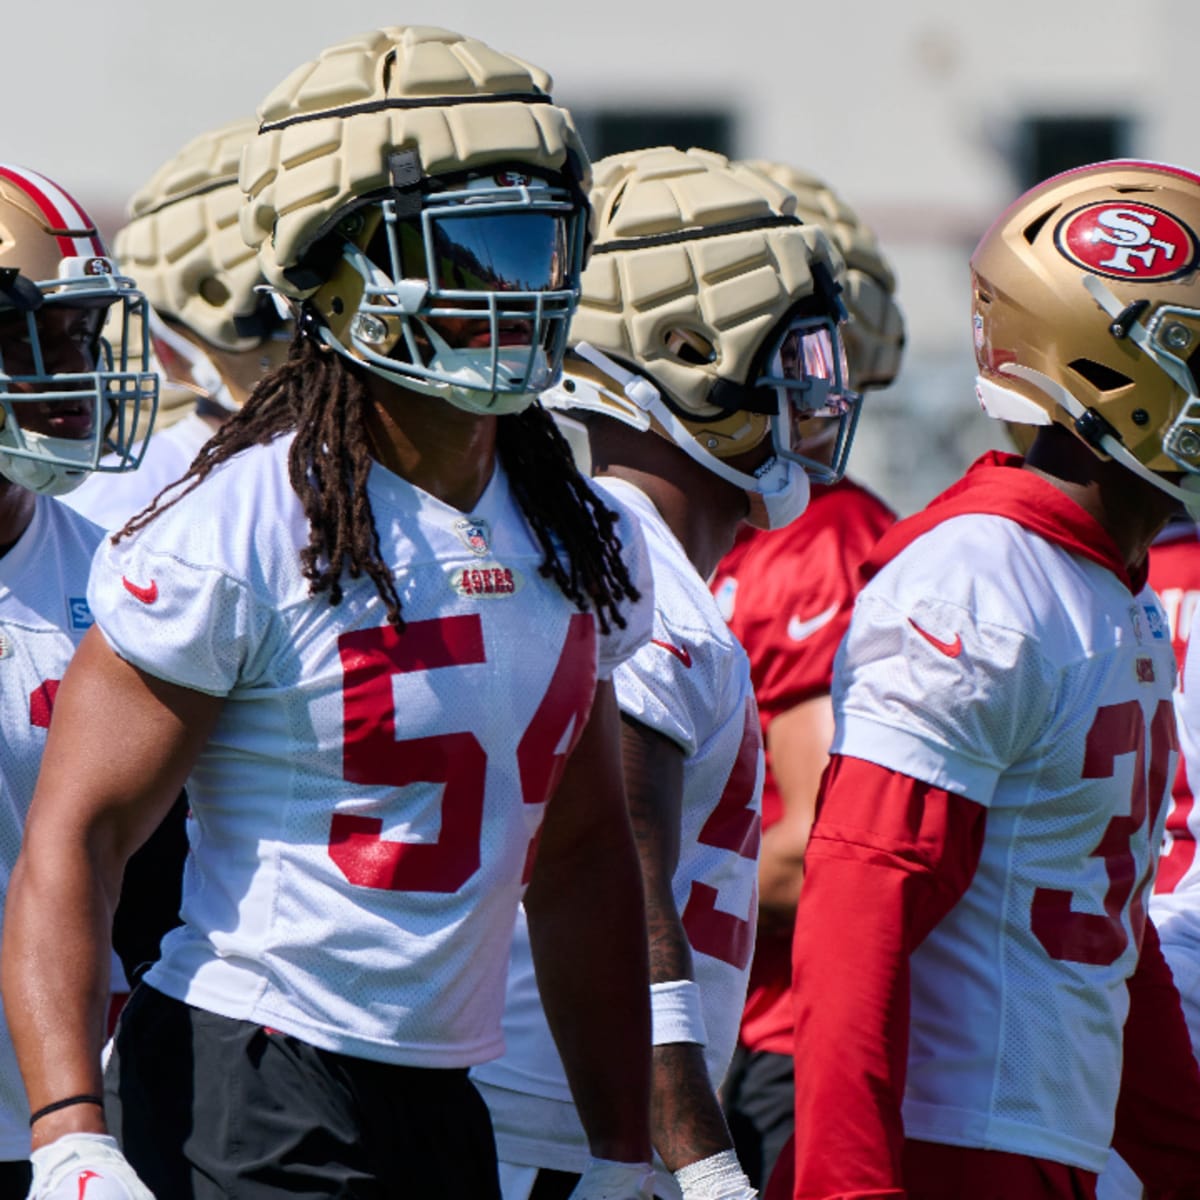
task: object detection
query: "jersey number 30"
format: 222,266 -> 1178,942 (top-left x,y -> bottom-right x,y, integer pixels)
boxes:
1031,699 -> 1176,966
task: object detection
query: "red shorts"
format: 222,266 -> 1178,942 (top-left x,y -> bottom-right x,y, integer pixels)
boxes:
765,1134 -> 1097,1199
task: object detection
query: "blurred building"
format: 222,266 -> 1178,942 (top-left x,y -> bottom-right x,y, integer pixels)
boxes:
14,0 -> 1196,512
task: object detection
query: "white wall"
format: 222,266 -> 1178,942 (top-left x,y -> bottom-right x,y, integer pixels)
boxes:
11,0 -> 1198,512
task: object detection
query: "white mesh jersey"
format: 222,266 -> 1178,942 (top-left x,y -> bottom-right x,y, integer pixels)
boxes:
833,512 -> 1178,1172
474,477 -> 763,1176
61,411 -> 213,531
86,435 -> 653,1068
0,497 -> 102,1158
1159,629 -> 1200,943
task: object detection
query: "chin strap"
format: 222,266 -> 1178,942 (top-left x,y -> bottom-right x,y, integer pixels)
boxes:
567,342 -> 791,496
995,360 -> 1200,515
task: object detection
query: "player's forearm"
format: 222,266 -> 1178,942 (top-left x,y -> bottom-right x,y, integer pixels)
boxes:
2,840 -> 118,1147
756,821 -> 808,934
650,1043 -> 736,1171
526,839 -> 652,1163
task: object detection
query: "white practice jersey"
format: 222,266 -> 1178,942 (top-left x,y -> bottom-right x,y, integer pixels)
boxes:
474,477 -> 763,1175
87,435 -> 652,1068
61,412 -> 213,531
0,498 -> 102,1158
1160,629 -> 1200,943
834,512 -> 1177,1172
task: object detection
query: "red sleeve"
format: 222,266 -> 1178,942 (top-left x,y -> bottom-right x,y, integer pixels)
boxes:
1112,918 -> 1200,1198
783,755 -> 987,1200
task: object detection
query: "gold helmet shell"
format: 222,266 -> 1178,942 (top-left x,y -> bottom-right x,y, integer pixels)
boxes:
972,159 -> 1200,485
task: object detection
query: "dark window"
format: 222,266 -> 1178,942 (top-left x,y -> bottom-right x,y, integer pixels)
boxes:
572,109 -> 734,160
1017,115 -> 1131,190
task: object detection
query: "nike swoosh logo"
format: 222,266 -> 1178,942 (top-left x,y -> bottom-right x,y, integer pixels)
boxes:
651,638 -> 692,668
78,1170 -> 102,1200
907,617 -> 963,658
122,576 -> 158,604
787,604 -> 840,642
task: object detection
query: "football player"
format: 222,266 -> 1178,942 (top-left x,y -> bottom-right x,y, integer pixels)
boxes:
1099,459 -> 1200,1200
2,26 -> 660,1200
765,161 -> 1200,1200
63,116 -> 292,531
472,146 -> 860,1200
0,163 -> 157,1198
708,162 -> 903,1190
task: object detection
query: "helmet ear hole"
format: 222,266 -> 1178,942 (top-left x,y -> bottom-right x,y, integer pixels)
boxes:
1068,358 -> 1133,393
1022,205 -> 1059,245
664,327 -> 716,366
199,278 -> 231,308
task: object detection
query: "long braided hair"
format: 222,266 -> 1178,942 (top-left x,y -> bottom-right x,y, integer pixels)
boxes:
113,329 -> 639,633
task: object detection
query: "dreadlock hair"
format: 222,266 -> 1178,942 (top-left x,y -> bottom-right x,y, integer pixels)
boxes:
112,327 -> 639,633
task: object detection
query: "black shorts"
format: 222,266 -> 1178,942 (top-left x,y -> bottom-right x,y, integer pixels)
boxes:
105,984 -> 501,1199
721,1045 -> 795,1190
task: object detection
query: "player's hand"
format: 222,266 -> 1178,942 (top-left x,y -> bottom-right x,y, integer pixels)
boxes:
674,1149 -> 758,1199
29,1133 -> 155,1199
568,1157 -> 656,1199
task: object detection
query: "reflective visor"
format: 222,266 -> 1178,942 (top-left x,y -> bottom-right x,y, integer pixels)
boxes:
756,315 -> 861,484
769,323 -> 854,418
387,211 -> 569,295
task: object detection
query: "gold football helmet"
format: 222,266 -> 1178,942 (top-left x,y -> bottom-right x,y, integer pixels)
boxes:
115,116 -> 292,415
0,164 -> 157,495
239,25 -> 591,415
972,159 -> 1200,511
542,146 -> 857,529
742,160 -> 904,391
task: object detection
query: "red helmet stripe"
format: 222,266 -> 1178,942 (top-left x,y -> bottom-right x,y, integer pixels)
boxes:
0,164 -> 105,260
1043,158 -> 1200,191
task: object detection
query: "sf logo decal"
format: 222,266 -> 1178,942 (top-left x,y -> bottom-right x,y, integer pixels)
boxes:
1056,201 -> 1198,280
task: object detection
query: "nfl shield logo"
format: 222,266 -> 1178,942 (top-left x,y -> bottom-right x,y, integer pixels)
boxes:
454,517 -> 491,557
1136,657 -> 1156,684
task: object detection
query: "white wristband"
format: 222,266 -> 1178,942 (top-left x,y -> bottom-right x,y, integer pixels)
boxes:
650,979 -> 707,1046
674,1149 -> 757,1199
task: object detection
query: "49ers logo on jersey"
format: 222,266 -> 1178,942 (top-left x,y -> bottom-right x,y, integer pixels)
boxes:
1055,202 -> 1198,281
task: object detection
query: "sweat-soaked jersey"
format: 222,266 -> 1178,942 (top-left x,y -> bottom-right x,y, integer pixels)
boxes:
0,497 -> 101,1157
87,435 -> 653,1068
474,477 -> 762,1178
830,457 -> 1177,1172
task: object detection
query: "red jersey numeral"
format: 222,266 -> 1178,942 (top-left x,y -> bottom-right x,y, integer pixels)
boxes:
29,679 -> 60,728
681,697 -> 762,969
1030,699 -> 1176,965
330,614 -> 595,894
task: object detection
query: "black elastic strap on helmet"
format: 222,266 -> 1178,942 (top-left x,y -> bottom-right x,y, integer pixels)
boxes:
591,214 -> 801,257
387,149 -> 424,220
257,92 -> 552,134
0,268 -> 43,313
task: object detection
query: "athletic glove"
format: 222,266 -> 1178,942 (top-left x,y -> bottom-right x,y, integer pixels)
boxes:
675,1149 -> 758,1199
568,1156 -> 656,1199
29,1133 -> 155,1200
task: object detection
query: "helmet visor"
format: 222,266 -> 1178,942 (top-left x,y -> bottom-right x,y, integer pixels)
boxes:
758,315 -> 861,484
424,211 -> 569,294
